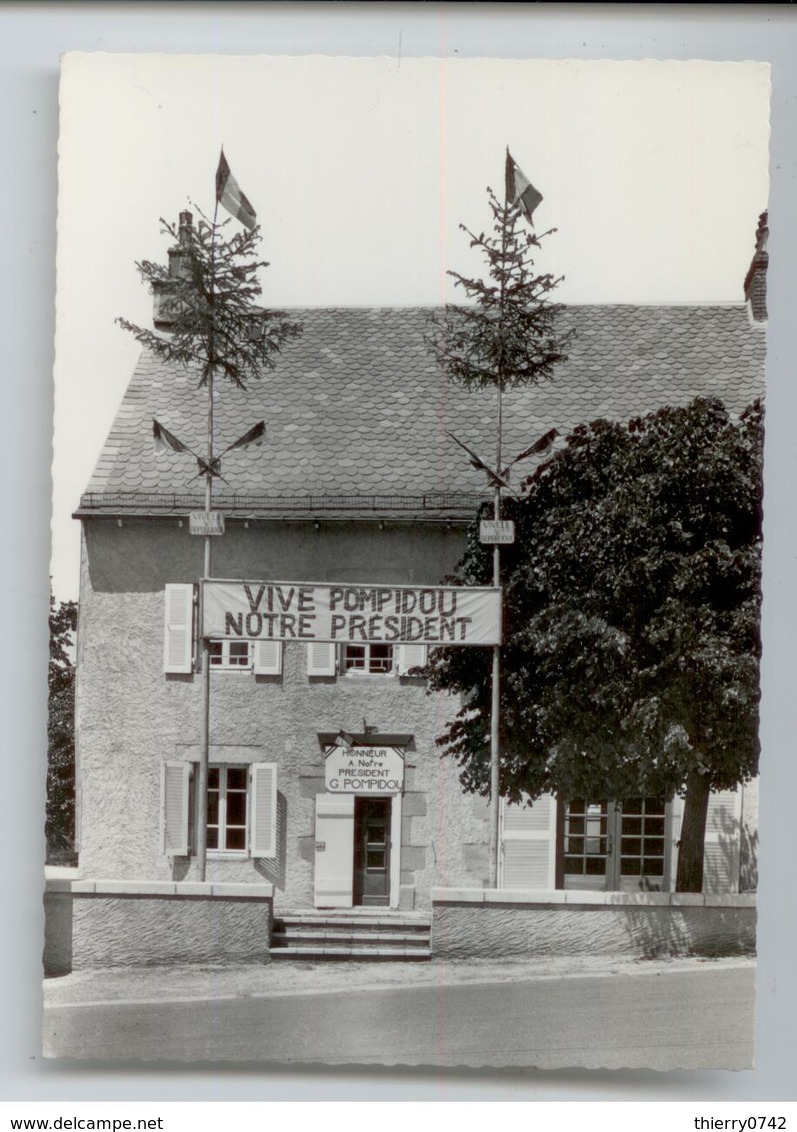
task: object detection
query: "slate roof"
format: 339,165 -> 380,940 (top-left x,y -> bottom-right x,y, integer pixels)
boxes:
79,305 -> 765,518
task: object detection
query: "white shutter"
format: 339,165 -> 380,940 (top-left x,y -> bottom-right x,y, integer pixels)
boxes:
702,789 -> 742,894
253,639 -> 282,675
395,644 -> 427,674
163,583 -> 194,673
250,763 -> 278,858
160,761 -> 190,856
500,793 -> 558,889
307,642 -> 336,676
314,794 -> 355,908
669,793 -> 685,891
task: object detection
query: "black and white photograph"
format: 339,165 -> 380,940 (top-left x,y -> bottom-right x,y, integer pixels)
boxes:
42,52 -> 770,1071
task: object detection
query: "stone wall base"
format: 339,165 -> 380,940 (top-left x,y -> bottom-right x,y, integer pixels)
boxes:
63,880 -> 274,971
432,889 -> 756,960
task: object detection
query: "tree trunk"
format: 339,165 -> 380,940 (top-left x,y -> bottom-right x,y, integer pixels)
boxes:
675,770 -> 711,893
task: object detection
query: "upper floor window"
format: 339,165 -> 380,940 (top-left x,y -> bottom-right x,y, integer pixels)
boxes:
209,640 -> 251,669
343,643 -> 395,674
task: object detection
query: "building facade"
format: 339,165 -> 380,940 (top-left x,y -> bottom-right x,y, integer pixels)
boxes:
72,287 -> 766,920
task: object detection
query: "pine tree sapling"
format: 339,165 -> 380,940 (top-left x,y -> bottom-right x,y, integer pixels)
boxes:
117,191 -> 301,884
428,173 -> 569,888
427,397 -> 763,892
117,209 -> 301,389
429,186 -> 569,403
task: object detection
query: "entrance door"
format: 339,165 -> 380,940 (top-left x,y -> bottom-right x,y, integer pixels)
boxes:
353,797 -> 391,907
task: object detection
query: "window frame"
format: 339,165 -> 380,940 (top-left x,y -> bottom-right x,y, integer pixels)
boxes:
207,764 -> 250,856
342,642 -> 396,676
559,796 -> 673,892
208,639 -> 253,671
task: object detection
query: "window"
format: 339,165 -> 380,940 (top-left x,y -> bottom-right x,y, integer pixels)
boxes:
343,643 -> 395,674
562,796 -> 670,891
618,796 -> 666,880
209,640 -> 251,669
564,799 -> 610,879
207,766 -> 249,852
160,761 -> 278,859
306,643 -> 427,677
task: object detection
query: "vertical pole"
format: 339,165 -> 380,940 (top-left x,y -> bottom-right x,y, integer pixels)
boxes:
489,164 -> 511,889
489,382 -> 503,888
196,366 -> 214,881
196,198 -> 219,883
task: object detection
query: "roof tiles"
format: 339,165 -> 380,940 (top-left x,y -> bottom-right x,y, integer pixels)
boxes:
83,305 -> 765,510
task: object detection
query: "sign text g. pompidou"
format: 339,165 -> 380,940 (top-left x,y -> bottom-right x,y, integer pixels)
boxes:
202,581 -> 501,646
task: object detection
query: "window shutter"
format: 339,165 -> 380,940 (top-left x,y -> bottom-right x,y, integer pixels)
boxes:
500,793 -> 558,889
250,762 -> 278,858
163,583 -> 194,673
160,761 -> 190,856
253,639 -> 282,675
314,794 -> 355,908
702,789 -> 742,894
395,644 -> 427,674
669,793 -> 685,891
307,642 -> 336,676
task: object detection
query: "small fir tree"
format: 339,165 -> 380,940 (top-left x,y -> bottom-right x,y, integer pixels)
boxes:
428,184 -> 569,408
428,163 -> 569,885
117,208 -> 302,388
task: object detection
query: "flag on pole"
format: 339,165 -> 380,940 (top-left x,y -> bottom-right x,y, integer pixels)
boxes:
215,149 -> 257,230
222,420 -> 266,454
153,419 -> 191,454
509,427 -> 559,466
505,149 -> 543,226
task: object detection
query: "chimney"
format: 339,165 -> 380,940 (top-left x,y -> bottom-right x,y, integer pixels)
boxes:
743,210 -> 768,324
153,210 -> 195,329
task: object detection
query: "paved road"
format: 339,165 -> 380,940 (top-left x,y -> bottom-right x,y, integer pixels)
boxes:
43,965 -> 754,1069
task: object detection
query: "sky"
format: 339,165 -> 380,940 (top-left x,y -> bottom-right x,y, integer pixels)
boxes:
52,54 -> 771,600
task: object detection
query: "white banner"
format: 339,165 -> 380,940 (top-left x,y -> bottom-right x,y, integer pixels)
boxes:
202,580 -> 501,645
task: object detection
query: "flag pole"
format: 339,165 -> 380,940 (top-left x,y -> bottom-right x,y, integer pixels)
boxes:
196,190 -> 220,883
488,151 -> 512,889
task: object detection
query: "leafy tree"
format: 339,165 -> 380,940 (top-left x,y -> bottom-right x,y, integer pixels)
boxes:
47,593 -> 78,864
427,397 -> 763,892
117,209 -> 302,389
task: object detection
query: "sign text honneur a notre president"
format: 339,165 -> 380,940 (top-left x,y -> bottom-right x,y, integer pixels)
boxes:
203,581 -> 501,646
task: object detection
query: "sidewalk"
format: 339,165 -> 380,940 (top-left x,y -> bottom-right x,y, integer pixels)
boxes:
43,953 -> 755,1009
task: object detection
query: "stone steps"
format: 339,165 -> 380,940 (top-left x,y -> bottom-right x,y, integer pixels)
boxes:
269,911 -> 432,961
270,945 -> 433,961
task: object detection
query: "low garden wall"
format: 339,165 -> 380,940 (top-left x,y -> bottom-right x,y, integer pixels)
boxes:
431,888 -> 756,960
44,869 -> 78,977
48,879 -> 274,971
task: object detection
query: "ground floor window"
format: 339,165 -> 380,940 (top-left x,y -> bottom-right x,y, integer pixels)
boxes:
207,766 -> 248,851
562,799 -> 610,879
561,796 -> 669,891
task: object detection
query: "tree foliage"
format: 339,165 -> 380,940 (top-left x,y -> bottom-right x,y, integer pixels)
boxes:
428,187 -> 570,397
427,397 -> 763,890
47,593 -> 77,863
117,210 -> 302,388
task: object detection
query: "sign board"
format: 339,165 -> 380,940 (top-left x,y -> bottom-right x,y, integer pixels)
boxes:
202,580 -> 501,646
480,520 -> 515,545
325,746 -> 405,794
190,511 -> 225,536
